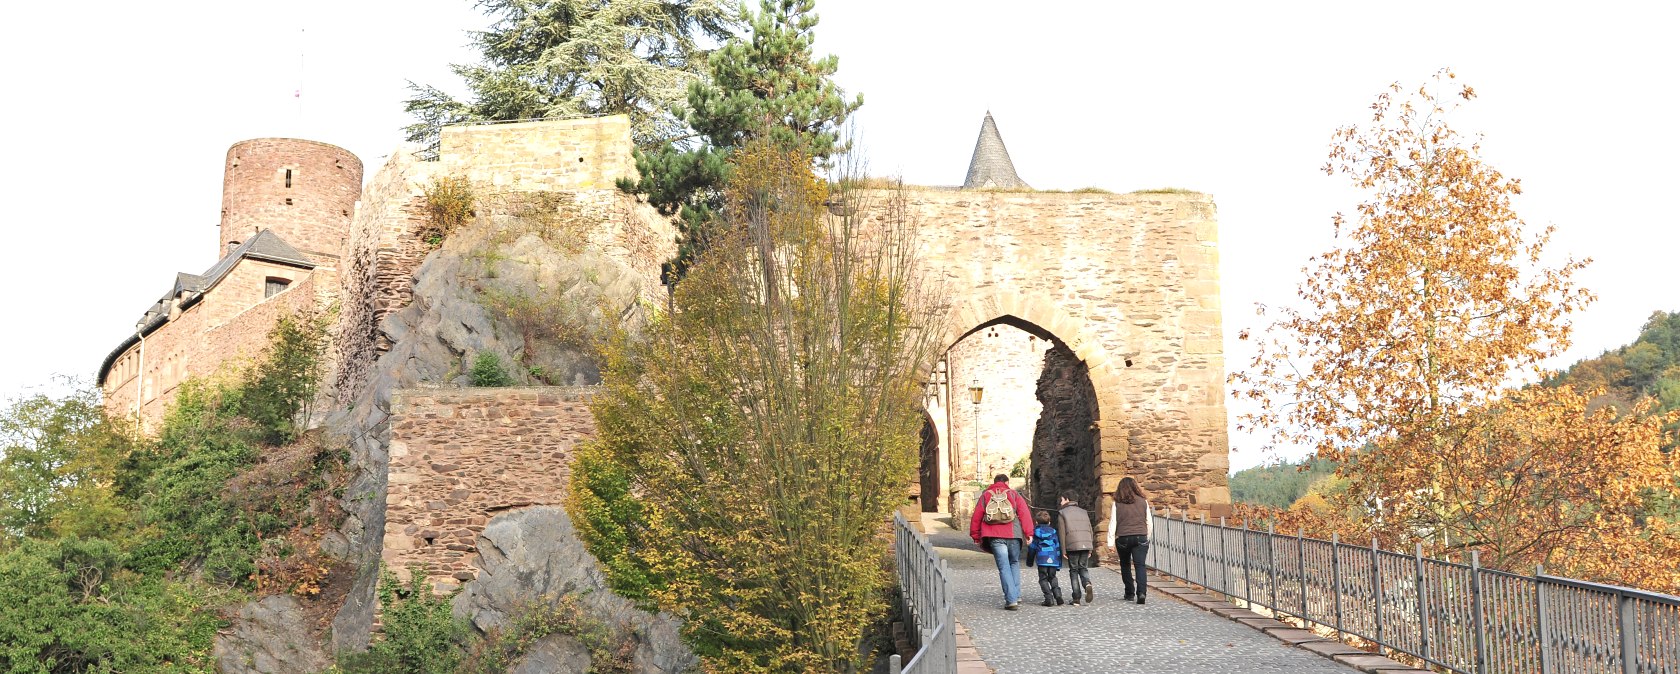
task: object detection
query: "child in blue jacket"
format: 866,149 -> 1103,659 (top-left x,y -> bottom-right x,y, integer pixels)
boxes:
1028,510 -> 1064,606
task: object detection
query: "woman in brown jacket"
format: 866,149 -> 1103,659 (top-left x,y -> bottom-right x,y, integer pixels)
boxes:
1105,477 -> 1153,604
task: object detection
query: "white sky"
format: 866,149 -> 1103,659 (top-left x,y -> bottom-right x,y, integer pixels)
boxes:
1,2 -> 1674,472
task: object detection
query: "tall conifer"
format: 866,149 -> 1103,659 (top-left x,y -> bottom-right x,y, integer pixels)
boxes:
624,0 -> 862,280
404,0 -> 737,158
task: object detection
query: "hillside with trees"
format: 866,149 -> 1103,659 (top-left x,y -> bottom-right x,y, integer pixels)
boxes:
1228,457 -> 1337,510
1547,310 -> 1680,435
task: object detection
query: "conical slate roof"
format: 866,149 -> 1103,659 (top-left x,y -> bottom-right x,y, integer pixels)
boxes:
962,112 -> 1029,190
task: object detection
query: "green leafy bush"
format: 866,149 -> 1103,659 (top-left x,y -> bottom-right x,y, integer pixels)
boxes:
0,537 -> 227,673
469,352 -> 514,387
335,568 -> 465,674
0,311 -> 333,672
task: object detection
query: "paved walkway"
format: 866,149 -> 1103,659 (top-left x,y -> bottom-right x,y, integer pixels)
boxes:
924,515 -> 1362,674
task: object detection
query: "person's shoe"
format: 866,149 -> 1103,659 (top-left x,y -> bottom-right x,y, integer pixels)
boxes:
1005,602 -> 1020,611
1136,595 -> 1146,605
1041,599 -> 1054,607
1070,599 -> 1082,606
1122,592 -> 1135,601
1055,595 -> 1064,606
1083,581 -> 1094,602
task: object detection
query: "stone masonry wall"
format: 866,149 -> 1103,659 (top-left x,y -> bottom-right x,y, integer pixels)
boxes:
858,189 -> 1229,531
331,151 -> 438,404
221,138 -> 362,261
944,323 -> 1050,484
103,270 -> 321,428
384,387 -> 597,592
330,117 -> 676,405
439,116 -> 633,192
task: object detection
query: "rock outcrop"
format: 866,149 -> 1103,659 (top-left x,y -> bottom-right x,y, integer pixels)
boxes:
324,206 -> 661,656
455,507 -> 697,674
212,596 -> 333,674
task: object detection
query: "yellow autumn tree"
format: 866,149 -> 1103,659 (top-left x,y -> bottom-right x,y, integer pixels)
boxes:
1231,69 -> 1680,590
569,139 -> 946,671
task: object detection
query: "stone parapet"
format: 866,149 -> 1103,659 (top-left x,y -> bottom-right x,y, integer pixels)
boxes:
383,386 -> 599,592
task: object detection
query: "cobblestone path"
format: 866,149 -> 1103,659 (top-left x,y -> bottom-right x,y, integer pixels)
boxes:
925,516 -> 1360,674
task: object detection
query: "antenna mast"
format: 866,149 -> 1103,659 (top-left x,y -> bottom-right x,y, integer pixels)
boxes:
296,27 -> 305,129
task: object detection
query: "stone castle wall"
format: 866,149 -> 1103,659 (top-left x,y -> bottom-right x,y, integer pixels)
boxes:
857,189 -> 1229,524
439,116 -> 633,192
330,152 -> 438,403
221,138 -> 362,261
103,270 -> 322,425
383,387 -> 597,592
439,116 -> 674,294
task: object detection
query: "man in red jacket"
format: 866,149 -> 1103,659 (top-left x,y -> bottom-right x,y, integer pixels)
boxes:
970,473 -> 1034,610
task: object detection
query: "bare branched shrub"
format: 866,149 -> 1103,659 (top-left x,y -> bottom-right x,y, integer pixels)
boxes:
570,139 -> 947,671
420,176 -> 477,248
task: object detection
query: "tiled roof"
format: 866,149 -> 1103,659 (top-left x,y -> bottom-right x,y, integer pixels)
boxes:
95,230 -> 315,385
962,112 -> 1030,190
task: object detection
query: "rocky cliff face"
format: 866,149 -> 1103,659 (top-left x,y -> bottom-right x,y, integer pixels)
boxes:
213,202 -> 681,671
455,507 -> 696,673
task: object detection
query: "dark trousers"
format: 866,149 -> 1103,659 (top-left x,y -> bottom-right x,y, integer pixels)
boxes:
1037,566 -> 1062,602
1065,550 -> 1093,601
1115,535 -> 1149,597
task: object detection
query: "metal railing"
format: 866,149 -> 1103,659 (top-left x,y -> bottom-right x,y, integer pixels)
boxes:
1147,510 -> 1680,674
891,512 -> 957,674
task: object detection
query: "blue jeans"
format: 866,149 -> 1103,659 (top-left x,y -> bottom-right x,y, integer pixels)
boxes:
986,538 -> 1023,604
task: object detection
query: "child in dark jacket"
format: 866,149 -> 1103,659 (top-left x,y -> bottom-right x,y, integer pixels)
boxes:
1028,510 -> 1064,606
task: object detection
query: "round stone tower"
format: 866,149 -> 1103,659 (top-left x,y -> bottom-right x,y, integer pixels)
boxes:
219,138 -> 363,260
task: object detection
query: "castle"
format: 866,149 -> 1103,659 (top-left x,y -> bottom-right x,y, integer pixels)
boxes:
97,139 -> 362,425
96,113 -> 1230,591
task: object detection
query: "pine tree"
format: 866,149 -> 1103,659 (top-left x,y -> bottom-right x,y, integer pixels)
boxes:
404,0 -> 737,159
624,0 -> 862,280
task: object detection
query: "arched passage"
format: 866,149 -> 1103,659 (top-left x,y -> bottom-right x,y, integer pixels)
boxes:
872,187 -> 1229,522
1029,340 -> 1100,514
922,294 -> 1129,530
918,411 -> 940,512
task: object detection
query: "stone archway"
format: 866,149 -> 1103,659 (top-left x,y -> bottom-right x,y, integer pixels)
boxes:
863,187 -> 1231,526
924,303 -> 1120,534
931,294 -> 1129,491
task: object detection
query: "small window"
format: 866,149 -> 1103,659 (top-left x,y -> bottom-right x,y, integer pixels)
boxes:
284,169 -> 293,188
265,277 -> 291,298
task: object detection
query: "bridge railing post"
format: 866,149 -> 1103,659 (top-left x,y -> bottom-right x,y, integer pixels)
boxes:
1298,526 -> 1308,619
1372,536 -> 1385,648
1241,519 -> 1251,606
1267,521 -> 1279,612
1199,513 -> 1209,589
1180,508 -> 1190,583
1535,564 -> 1553,674
1415,542 -> 1431,663
1331,532 -> 1344,639
1471,550 -> 1488,674
1217,516 -> 1228,596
